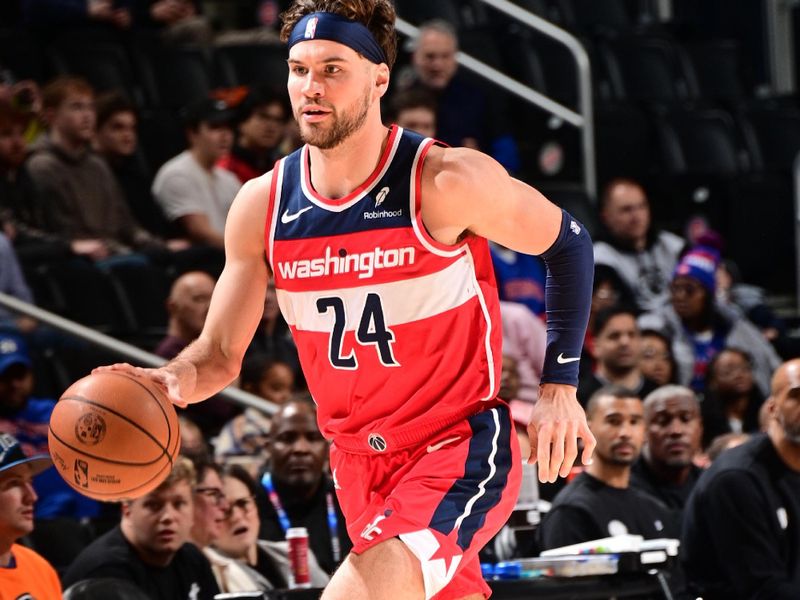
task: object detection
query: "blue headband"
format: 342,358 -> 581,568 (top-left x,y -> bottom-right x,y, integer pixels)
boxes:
288,12 -> 387,65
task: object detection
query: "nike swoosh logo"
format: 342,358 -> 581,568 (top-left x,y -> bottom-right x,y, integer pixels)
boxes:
281,206 -> 313,224
557,353 -> 581,364
427,436 -> 461,454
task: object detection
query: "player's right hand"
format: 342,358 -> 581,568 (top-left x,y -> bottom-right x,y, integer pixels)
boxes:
93,363 -> 188,408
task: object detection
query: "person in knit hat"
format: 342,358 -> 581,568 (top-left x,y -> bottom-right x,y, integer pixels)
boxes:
639,247 -> 780,396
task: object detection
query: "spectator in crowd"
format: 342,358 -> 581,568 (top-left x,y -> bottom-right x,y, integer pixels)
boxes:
63,457 -> 220,600
155,270 -> 215,359
0,100 -> 73,265
214,354 -> 295,466
137,0 -> 211,45
682,358 -> 800,599
257,399 -> 351,575
578,306 -> 659,406
631,385 -> 703,512
0,333 -> 100,518
0,432 -> 61,598
215,463 -> 329,590
247,280 -> 299,376
491,242 -> 547,318
218,86 -> 291,184
152,97 -> 241,250
0,234 -> 37,334
639,328 -> 677,387
594,179 -> 685,312
386,88 -> 437,138
26,77 -> 167,262
499,300 -> 546,404
537,386 -> 675,550
706,431 -> 750,463
701,348 -> 766,447
187,455 -> 265,595
0,67 -> 43,144
178,415 -> 210,461
401,19 -> 520,172
94,91 -> 171,237
639,246 -> 780,395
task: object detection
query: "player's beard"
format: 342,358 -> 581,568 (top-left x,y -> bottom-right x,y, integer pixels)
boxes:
298,84 -> 372,150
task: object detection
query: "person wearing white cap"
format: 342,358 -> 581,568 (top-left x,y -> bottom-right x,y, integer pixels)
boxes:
0,431 -> 61,598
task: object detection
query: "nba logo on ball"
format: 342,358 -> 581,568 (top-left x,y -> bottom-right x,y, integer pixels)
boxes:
304,16 -> 318,39
74,459 -> 89,488
368,433 -> 387,452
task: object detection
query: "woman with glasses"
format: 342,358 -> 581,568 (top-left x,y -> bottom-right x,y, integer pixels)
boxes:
211,465 -> 329,592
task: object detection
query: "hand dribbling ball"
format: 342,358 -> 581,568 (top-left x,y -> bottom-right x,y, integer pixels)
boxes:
48,371 -> 180,501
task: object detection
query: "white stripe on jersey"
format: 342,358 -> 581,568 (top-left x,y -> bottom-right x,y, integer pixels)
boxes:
275,255 -> 478,331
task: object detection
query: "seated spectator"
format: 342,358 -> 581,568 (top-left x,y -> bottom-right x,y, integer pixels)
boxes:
499,301 -> 546,404
681,359 -> 800,599
247,280 -> 300,377
152,97 -> 241,249
214,463 -> 329,590
187,455 -> 262,594
94,91 -> 171,237
155,270 -> 215,359
0,67 -> 44,144
386,88 -> 437,138
639,328 -> 677,387
135,0 -> 211,45
491,242 -> 547,318
0,234 -> 37,334
400,19 -> 520,172
218,86 -> 291,184
0,100 -> 72,265
578,306 -> 659,406
214,354 -> 295,466
537,386 -> 676,551
256,399 -> 350,575
26,77 -> 166,262
0,432 -> 62,598
0,333 -> 100,518
705,431 -> 750,463
701,348 -> 766,447
639,246 -> 780,395
63,457 -> 220,600
593,179 -> 685,312
631,385 -> 703,513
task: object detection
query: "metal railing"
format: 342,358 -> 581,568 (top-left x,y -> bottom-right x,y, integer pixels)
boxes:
0,292 -> 279,415
396,0 -> 596,199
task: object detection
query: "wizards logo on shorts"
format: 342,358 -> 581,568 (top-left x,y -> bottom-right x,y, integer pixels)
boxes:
304,16 -> 319,39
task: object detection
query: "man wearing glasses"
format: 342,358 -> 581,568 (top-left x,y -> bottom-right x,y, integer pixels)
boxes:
63,457 -> 220,600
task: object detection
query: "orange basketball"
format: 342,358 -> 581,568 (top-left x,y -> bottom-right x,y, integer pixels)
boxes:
48,371 -> 180,501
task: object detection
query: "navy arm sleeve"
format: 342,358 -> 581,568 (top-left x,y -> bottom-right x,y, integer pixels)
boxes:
538,209 -> 594,386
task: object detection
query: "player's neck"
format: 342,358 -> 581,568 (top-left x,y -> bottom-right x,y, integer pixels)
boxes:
306,119 -> 390,199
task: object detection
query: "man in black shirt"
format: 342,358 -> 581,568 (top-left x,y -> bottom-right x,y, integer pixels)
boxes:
577,306 -> 659,406
257,399 -> 352,575
681,359 -> 800,599
631,385 -> 703,512
63,457 -> 219,600
538,386 -> 675,550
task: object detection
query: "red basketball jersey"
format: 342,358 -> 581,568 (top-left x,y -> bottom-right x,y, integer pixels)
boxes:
266,126 -> 503,447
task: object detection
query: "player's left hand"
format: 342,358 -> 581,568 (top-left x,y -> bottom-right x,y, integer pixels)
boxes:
527,383 -> 595,483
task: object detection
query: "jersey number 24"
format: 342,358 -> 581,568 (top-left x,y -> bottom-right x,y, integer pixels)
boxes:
316,293 -> 400,369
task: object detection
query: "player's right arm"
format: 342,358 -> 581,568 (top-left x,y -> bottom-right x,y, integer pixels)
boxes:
97,171 -> 273,407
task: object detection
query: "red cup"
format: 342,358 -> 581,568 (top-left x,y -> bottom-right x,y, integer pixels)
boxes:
287,527 -> 311,588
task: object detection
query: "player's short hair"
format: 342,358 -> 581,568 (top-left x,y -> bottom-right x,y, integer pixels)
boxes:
42,76 -> 94,111
280,0 -> 398,69
585,385 -> 641,420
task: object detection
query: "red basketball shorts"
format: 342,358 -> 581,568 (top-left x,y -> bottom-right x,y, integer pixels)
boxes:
330,402 -> 522,599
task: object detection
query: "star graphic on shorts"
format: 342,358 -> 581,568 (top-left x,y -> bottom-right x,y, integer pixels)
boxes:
428,528 -> 463,574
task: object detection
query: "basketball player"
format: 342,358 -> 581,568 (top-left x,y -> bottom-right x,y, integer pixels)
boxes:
100,1 -> 596,598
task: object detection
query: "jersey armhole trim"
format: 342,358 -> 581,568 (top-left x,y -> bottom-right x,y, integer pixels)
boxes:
265,158 -> 284,268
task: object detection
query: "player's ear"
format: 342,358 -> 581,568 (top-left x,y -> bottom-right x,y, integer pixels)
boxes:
374,63 -> 390,97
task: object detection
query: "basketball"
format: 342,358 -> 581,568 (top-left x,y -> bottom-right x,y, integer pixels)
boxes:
48,371 -> 180,502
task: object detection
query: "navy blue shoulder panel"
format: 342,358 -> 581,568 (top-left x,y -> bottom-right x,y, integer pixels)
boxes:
273,128 -> 429,241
